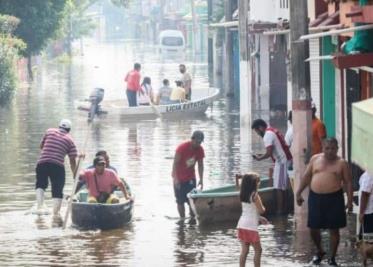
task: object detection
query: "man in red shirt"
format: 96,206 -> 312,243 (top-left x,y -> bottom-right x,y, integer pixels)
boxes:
125,63 -> 141,107
172,130 -> 205,218
78,156 -> 131,203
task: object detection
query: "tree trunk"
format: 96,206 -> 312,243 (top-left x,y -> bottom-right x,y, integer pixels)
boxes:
27,55 -> 33,81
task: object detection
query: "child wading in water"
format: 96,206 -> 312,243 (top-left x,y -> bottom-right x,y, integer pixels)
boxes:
236,173 -> 268,267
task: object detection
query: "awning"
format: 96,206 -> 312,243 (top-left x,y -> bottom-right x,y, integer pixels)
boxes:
351,98 -> 373,175
263,24 -> 343,36
300,24 -> 373,40
209,21 -> 238,28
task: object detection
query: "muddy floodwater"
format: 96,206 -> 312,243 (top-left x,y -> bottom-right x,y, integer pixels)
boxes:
0,40 -> 362,266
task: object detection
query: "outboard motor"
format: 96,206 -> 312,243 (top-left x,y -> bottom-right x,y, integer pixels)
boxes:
88,88 -> 105,122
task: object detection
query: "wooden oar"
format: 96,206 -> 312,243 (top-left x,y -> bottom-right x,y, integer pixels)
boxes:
146,94 -> 162,118
62,120 -> 92,229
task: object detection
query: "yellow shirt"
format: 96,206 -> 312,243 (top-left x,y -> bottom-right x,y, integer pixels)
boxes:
170,86 -> 186,101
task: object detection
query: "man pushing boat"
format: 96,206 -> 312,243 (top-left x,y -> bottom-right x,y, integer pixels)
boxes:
172,130 -> 205,219
35,119 -> 78,220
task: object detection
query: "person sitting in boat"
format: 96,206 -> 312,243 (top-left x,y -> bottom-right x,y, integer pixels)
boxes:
77,156 -> 131,204
169,80 -> 186,104
86,150 -> 117,174
157,79 -> 173,105
138,77 -> 153,106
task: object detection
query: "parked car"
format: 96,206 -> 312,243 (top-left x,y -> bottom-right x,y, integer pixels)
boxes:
158,30 -> 185,55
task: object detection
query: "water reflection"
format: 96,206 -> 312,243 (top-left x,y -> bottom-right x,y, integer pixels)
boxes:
0,40 -> 361,266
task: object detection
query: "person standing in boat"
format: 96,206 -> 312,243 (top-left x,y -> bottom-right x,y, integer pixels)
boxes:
158,79 -> 173,105
78,156 -> 131,203
296,138 -> 353,266
179,64 -> 192,100
172,130 -> 205,218
125,63 -> 141,107
138,77 -> 153,106
251,119 -> 292,214
236,173 -> 268,267
35,119 -> 78,219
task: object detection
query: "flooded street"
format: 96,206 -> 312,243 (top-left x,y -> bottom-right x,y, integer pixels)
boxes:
0,41 -> 361,266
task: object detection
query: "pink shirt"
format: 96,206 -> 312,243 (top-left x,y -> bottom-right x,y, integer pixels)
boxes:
125,70 -> 141,91
79,169 -> 122,198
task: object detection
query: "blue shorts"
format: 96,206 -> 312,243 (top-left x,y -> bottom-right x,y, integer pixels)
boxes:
174,179 -> 196,205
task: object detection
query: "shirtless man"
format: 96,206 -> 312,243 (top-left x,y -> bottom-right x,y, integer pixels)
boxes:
296,137 -> 353,266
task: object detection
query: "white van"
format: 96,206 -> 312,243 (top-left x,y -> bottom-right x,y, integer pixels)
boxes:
158,30 -> 185,54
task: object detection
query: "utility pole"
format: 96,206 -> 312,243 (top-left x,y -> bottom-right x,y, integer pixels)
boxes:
289,0 -> 312,222
238,0 -> 251,127
224,0 -> 234,96
190,0 -> 198,54
207,0 -> 213,68
238,0 -> 252,170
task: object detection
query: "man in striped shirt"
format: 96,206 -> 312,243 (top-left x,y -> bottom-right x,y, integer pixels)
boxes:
35,119 -> 78,219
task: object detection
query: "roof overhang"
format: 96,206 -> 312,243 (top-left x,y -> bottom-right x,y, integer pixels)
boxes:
299,24 -> 373,40
209,21 -> 238,28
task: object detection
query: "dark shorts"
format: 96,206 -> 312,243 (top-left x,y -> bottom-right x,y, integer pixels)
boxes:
359,213 -> 373,240
174,179 -> 196,205
36,162 -> 65,198
308,189 -> 346,229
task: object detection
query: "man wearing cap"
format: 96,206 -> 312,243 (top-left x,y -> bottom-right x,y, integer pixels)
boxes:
77,156 -> 131,203
172,130 -> 205,218
35,119 -> 78,218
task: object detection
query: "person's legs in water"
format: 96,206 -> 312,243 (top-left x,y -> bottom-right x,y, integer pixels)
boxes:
310,228 -> 326,264
275,189 -> 285,214
252,241 -> 262,267
177,203 -> 185,218
239,242 -> 250,267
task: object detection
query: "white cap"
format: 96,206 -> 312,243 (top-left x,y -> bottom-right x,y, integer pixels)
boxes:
59,119 -> 72,130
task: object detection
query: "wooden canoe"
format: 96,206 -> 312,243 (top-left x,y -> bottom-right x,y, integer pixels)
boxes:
71,190 -> 134,230
76,88 -> 220,120
187,177 -> 277,225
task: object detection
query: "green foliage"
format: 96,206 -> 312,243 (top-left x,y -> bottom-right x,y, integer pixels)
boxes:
111,0 -> 131,8
62,0 -> 99,42
0,14 -> 25,106
0,0 -> 68,57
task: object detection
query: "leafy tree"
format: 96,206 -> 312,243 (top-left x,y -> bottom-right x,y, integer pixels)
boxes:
0,15 -> 25,106
0,0 -> 68,80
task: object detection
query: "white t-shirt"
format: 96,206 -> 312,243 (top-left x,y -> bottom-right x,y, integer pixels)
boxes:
237,198 -> 259,231
359,172 -> 373,214
285,126 -> 293,148
263,130 -> 287,163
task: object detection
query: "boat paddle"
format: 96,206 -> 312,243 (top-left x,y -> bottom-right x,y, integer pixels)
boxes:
147,94 -> 162,118
62,119 -> 92,229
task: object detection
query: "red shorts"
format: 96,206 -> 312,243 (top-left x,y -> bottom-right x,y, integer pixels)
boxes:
237,228 -> 260,243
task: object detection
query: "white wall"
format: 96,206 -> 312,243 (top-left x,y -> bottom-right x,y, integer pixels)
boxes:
310,39 -> 321,117
251,0 -> 289,23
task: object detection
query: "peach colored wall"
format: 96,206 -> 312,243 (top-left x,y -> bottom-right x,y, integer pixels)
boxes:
339,1 -> 358,37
